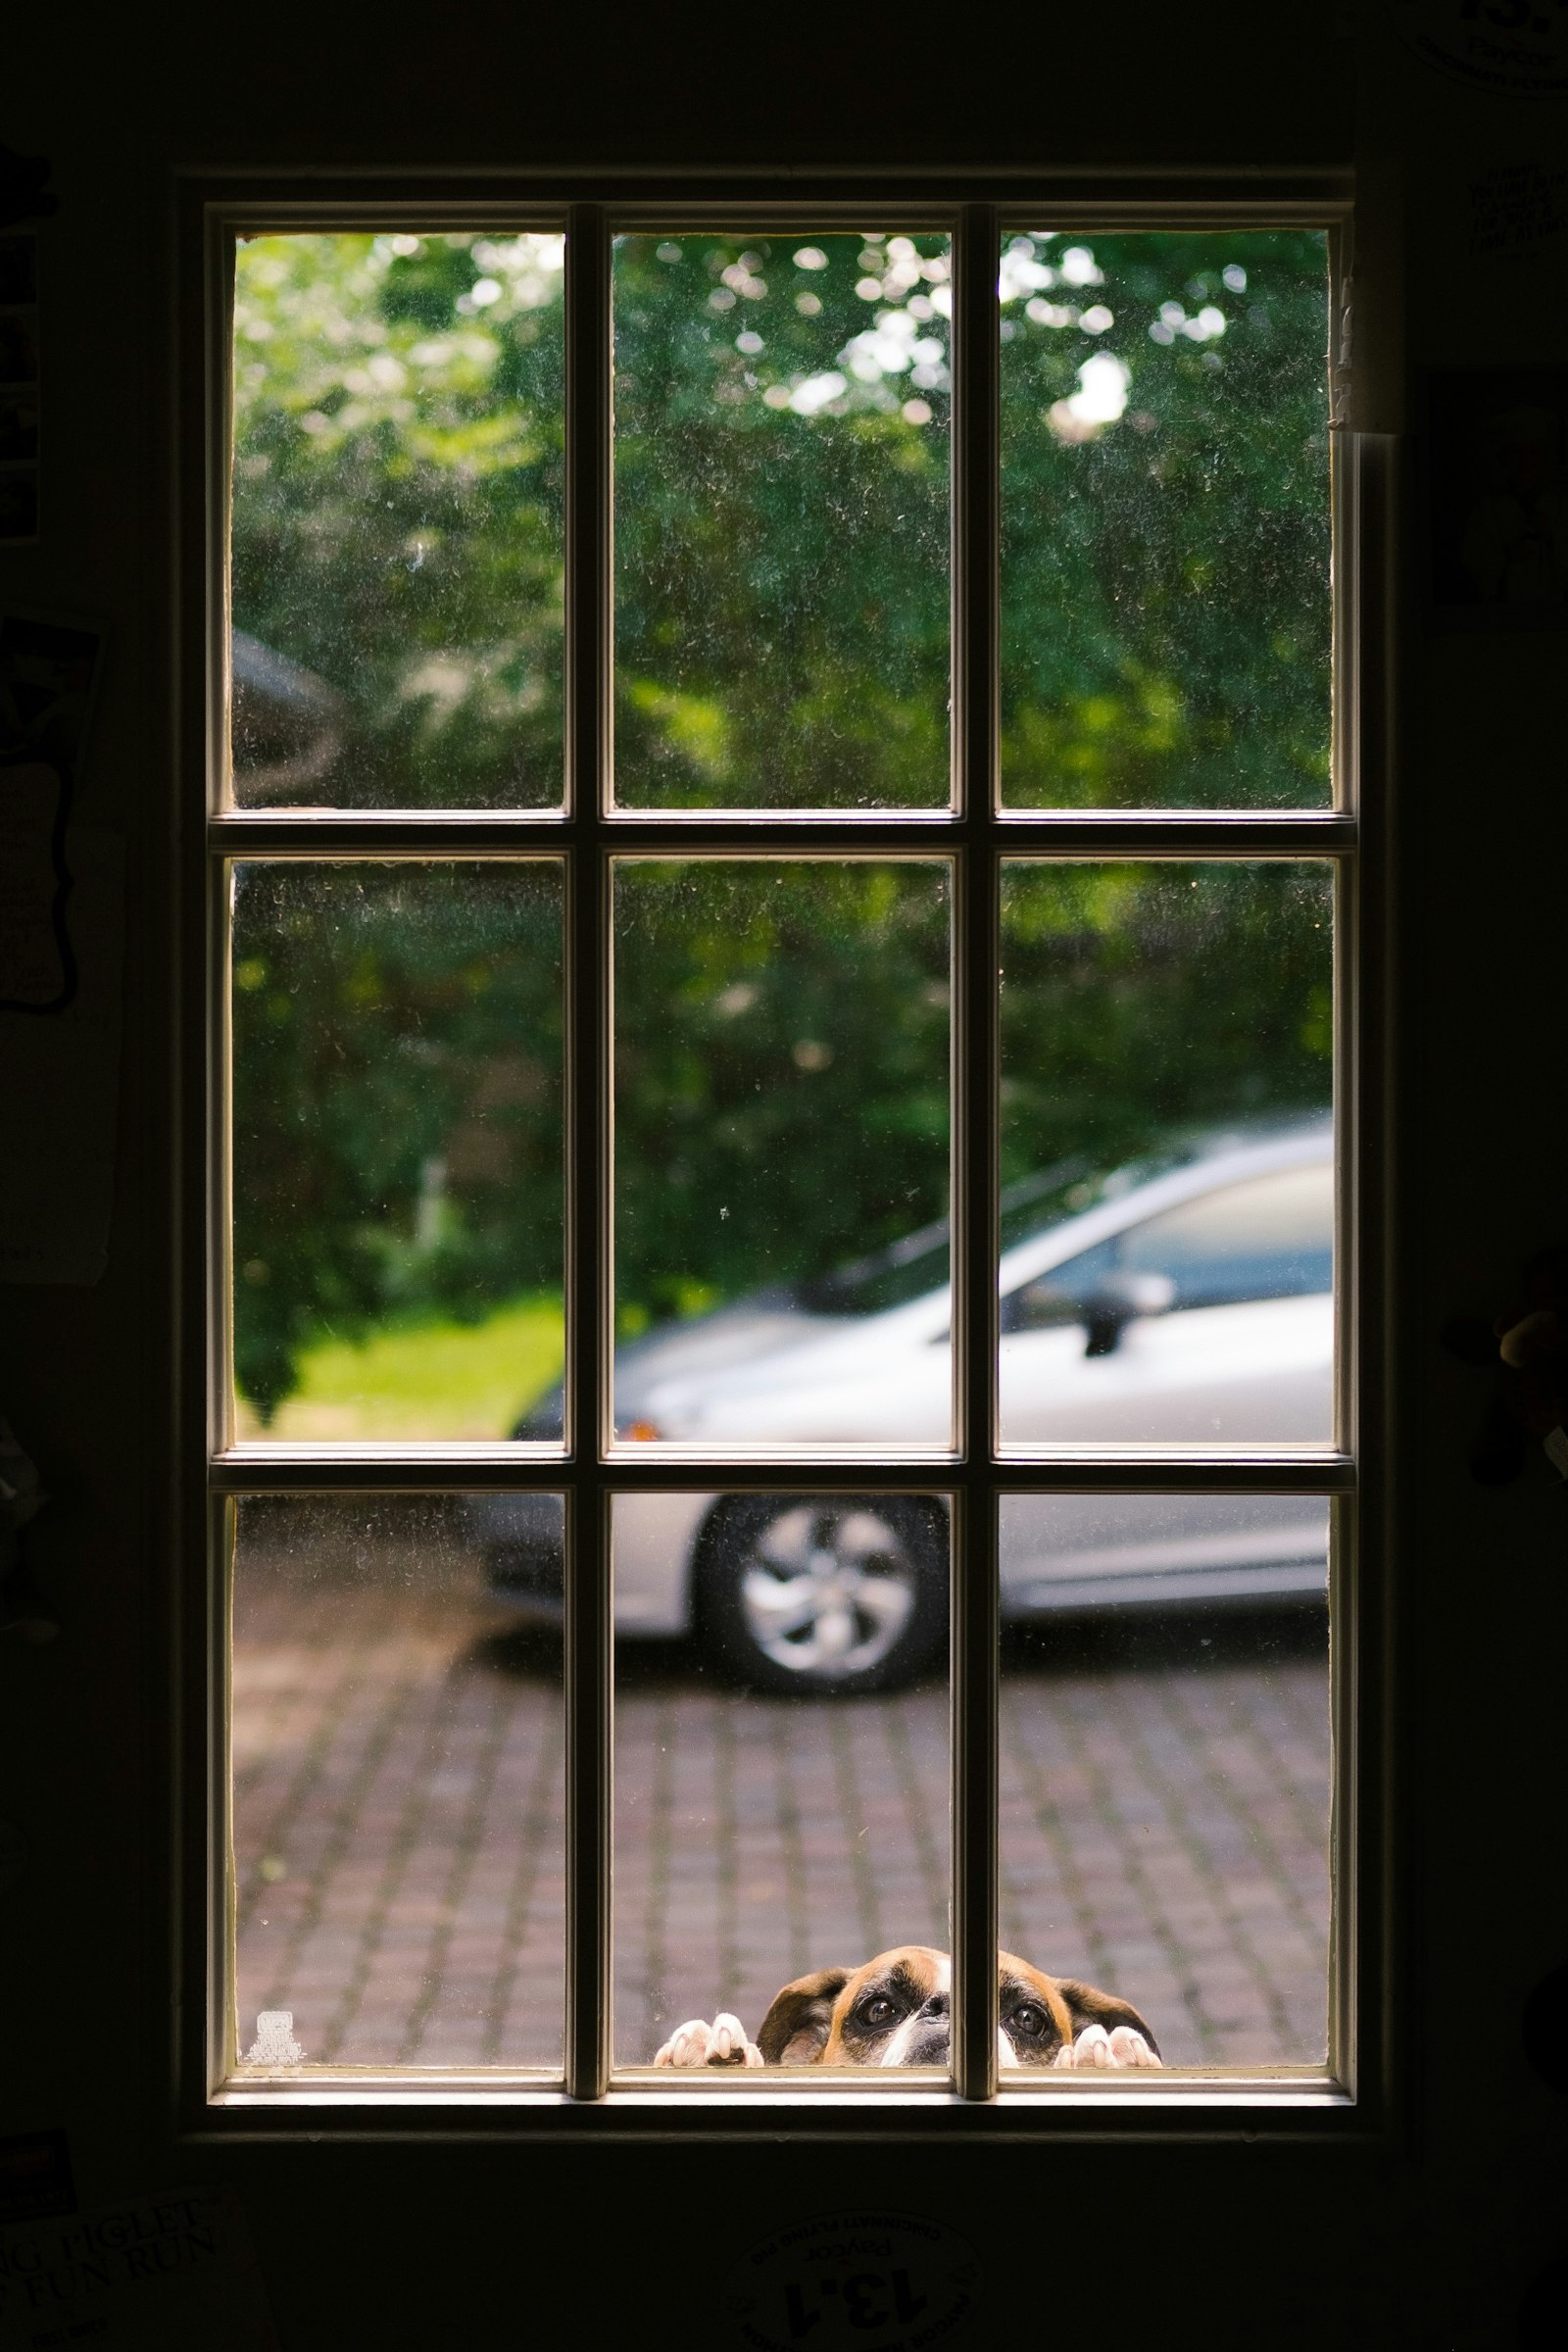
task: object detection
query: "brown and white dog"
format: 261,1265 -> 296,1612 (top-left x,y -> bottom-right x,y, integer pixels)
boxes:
655,1944 -> 1160,2071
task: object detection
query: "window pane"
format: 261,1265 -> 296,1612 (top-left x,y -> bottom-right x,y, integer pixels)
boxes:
230,231 -> 564,809
231,1494 -> 564,2072
1000,231 -> 1331,808
610,861 -> 952,1448
999,862 -> 1334,1448
612,1493 -> 950,2071
1000,1495 -> 1330,2070
612,232 -> 952,808
230,862 -> 564,1441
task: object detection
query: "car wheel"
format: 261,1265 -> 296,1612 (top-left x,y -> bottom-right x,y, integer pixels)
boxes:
695,1494 -> 948,1696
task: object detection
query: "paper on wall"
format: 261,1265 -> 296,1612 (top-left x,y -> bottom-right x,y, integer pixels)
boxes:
0,827 -> 122,1284
0,2188 -> 279,2350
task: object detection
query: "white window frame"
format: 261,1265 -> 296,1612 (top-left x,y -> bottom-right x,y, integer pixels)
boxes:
177,171 -> 1391,2140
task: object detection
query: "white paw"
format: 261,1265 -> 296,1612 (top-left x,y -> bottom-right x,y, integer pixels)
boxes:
656,2018 -> 716,2066
1054,2023 -> 1161,2070
1106,2024 -> 1160,2069
654,2013 -> 762,2068
1060,2023 -> 1112,2069
707,2011 -> 763,2066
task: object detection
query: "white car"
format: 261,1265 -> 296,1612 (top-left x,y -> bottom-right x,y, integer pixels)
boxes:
472,1121 -> 1334,1693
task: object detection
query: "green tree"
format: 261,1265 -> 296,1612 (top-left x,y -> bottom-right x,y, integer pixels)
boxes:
230,863 -> 563,1419
998,230 -> 1331,808
231,232 -> 565,808
227,226 -> 1333,1420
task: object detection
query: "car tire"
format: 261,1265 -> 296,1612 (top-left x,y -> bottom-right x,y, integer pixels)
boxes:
694,1494 -> 948,1696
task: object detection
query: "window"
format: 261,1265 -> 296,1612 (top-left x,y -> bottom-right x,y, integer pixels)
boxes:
195,181 -> 1378,2126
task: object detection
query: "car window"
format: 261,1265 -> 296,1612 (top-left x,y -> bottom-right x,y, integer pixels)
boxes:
1004,1160 -> 1332,1332
1120,1162 -> 1333,1308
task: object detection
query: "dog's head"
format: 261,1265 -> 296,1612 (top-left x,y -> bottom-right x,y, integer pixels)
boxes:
756,1945 -> 1159,2068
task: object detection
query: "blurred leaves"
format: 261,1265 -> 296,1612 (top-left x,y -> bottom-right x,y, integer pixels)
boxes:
615,864 -> 952,1321
1000,230 -> 1332,808
227,229 -> 1334,1417
231,232 -> 565,809
230,863 -> 564,1418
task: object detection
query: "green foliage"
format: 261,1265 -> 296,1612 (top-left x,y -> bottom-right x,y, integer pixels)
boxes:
230,862 -> 563,1419
239,1293 -> 564,1442
612,233 -> 952,808
226,228 -> 1334,1421
615,864 -> 951,1322
999,231 -> 1331,808
999,863 -> 1334,1188
231,233 -> 565,808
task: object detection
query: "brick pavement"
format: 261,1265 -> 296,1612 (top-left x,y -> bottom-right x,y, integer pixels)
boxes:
233,1537 -> 1328,2074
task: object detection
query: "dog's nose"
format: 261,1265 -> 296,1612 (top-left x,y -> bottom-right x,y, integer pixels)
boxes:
918,1991 -> 950,2023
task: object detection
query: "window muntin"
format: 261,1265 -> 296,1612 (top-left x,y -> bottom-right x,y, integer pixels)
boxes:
210,195 -> 1357,2117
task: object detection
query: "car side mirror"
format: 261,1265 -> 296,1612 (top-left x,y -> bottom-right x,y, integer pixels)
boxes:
1079,1270 -> 1176,1357
1004,1278 -> 1086,1335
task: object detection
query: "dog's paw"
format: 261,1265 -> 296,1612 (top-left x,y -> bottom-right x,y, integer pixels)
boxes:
654,2013 -> 763,2068
1054,2023 -> 1161,2070
1105,2024 -> 1160,2068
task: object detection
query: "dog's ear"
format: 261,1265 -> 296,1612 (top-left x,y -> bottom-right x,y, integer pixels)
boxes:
1054,1979 -> 1161,2062
757,1968 -> 852,2065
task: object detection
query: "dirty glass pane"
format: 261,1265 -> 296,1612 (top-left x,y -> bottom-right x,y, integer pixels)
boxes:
612,232 -> 952,808
611,1493 -> 950,2072
230,862 -> 564,1440
231,1494 -> 564,2072
999,1495 -> 1330,2070
1000,231 -> 1331,808
610,862 -> 952,1447
998,862 -> 1334,1449
230,231 -> 564,809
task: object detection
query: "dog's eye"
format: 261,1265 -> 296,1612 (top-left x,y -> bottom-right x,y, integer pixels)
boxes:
858,1996 -> 898,2030
1010,2004 -> 1047,2037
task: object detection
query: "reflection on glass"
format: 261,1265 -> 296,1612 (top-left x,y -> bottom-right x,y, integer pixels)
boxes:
998,862 -> 1334,1448
230,232 -> 565,809
999,1495 -> 1330,2069
231,1494 -> 564,2072
611,1494 -> 950,2070
230,862 -> 564,1440
1000,231 -> 1331,808
611,861 -> 952,1446
612,232 -> 952,808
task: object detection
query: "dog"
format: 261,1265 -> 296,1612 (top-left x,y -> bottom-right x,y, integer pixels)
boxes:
654,1944 -> 1160,2071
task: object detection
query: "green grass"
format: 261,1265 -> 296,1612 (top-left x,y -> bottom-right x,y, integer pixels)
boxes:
235,1294 -> 564,1442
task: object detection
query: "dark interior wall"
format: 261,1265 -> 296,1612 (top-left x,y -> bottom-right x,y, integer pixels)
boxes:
2,6 -> 1565,2344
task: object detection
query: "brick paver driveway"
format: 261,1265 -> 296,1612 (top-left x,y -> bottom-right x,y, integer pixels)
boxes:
233,1530 -> 1328,2073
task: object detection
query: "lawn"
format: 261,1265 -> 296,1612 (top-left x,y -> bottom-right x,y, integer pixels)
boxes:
233,1294 -> 564,1442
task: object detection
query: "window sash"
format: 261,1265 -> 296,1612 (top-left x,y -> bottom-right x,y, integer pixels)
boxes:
193,180 -> 1378,2127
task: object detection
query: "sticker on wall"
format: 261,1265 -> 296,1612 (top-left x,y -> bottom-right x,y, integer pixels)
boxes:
724,2211 -> 980,2351
1468,161 -> 1568,258
1425,368 -> 1568,628
0,2131 -> 74,2227
0,231 -> 38,546
1388,0 -> 1568,99
0,607 -> 106,1014
0,2187 -> 279,2349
